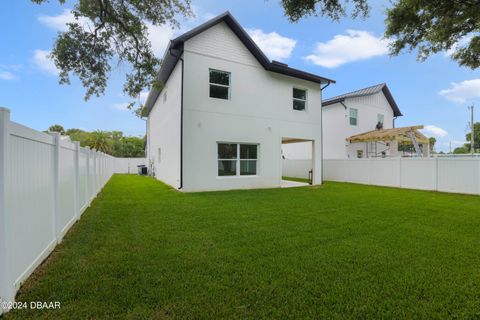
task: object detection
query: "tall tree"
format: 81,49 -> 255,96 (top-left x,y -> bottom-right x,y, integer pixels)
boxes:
48,124 -> 66,135
465,122 -> 480,152
32,0 -> 192,111
429,137 -> 436,153
86,130 -> 113,153
279,0 -> 480,69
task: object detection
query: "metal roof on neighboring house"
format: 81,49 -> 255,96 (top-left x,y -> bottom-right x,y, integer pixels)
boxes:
145,11 -> 335,115
322,83 -> 403,117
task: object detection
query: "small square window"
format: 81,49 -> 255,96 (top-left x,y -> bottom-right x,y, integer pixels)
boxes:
293,88 -> 307,111
209,69 -> 230,100
349,108 -> 358,126
377,113 -> 384,125
357,150 -> 363,158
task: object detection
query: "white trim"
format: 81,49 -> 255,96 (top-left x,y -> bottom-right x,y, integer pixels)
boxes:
293,87 -> 307,111
209,69 -> 231,100
217,142 -> 259,177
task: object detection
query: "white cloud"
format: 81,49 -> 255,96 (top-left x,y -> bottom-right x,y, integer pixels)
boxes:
139,91 -> 149,103
31,50 -> 59,75
305,30 -> 389,68
38,9 -> 91,32
422,125 -> 448,138
0,71 -> 14,80
445,35 -> 473,56
438,79 -> 480,103
247,28 -> 296,61
145,23 -> 175,57
112,103 -> 130,111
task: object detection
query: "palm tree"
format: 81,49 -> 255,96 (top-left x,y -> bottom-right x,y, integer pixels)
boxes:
86,130 -> 113,153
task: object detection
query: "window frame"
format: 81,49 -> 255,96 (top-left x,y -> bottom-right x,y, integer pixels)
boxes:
377,113 -> 384,125
292,87 -> 307,111
209,69 -> 231,100
349,108 -> 358,126
217,142 -> 258,177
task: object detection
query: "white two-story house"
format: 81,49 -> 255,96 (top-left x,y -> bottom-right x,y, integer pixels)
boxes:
322,83 -> 401,158
322,83 -> 429,158
144,12 -> 334,192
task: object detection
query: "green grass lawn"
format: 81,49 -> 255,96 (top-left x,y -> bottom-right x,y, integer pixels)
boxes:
282,176 -> 310,183
6,175 -> 480,319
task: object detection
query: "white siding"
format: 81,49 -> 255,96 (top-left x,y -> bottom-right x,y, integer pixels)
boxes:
324,91 -> 395,159
147,61 -> 182,188
184,22 -> 261,68
178,23 -> 323,191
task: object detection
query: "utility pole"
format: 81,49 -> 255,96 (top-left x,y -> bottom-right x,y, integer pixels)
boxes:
468,105 -> 475,155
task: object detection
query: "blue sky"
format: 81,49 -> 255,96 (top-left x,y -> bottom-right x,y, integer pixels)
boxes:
1,0 -> 479,151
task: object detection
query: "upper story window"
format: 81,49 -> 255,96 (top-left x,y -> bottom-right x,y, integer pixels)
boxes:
349,108 -> 358,126
377,113 -> 384,125
293,88 -> 307,111
209,69 -> 230,100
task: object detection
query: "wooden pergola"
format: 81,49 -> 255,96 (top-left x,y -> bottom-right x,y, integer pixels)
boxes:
347,125 -> 429,157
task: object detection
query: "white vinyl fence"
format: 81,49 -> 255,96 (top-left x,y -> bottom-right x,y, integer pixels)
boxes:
324,158 -> 480,195
114,157 -> 147,174
0,108 -> 144,313
282,159 -> 312,179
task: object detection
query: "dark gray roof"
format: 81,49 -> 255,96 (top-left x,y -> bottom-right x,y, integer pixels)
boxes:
145,11 -> 335,115
322,83 -> 403,117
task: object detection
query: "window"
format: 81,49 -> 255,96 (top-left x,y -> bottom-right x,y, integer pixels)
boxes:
377,113 -> 384,125
357,150 -> 363,158
293,88 -> 307,111
349,108 -> 358,126
209,69 -> 230,100
218,143 -> 258,176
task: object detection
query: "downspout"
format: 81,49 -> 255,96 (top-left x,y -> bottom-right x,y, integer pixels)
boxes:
179,57 -> 184,189
320,81 -> 333,184
393,116 -> 397,128
170,47 -> 184,190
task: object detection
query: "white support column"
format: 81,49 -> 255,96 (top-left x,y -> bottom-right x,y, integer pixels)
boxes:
51,132 -> 61,242
73,141 -> 80,220
0,107 -> 14,311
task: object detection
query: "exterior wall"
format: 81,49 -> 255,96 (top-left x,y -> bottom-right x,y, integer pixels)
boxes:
147,61 -> 182,188
181,22 -> 322,191
324,92 -> 395,159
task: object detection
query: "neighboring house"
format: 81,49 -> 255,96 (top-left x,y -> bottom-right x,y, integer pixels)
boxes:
322,83 -> 429,158
322,83 -> 400,159
144,12 -> 334,191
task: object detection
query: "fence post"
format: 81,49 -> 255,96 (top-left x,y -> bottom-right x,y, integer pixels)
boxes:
73,141 -> 80,220
51,132 -> 61,242
398,157 -> 402,188
368,158 -> 372,185
85,147 -> 91,203
0,107 -> 14,310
